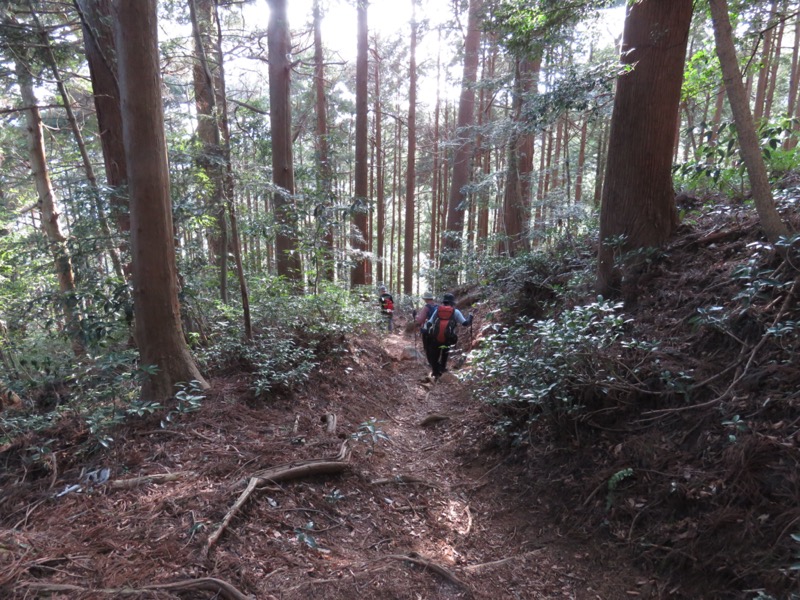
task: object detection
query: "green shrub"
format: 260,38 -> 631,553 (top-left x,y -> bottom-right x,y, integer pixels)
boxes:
467,299 -> 644,419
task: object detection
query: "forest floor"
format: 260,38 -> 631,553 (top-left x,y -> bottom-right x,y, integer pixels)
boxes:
0,322 -> 652,599
2,198 -> 800,599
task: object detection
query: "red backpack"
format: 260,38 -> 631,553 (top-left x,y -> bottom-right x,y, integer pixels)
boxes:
433,305 -> 458,345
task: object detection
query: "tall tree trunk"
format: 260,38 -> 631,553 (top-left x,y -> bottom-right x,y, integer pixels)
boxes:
114,0 -> 208,399
267,0 -> 302,282
709,0 -> 789,242
441,0 -> 482,284
313,0 -> 335,285
403,1 -> 417,295
753,0 -> 778,124
351,0 -> 370,287
190,0 -> 228,301
15,52 -> 84,355
211,1 -> 252,339
764,6 -> 784,122
74,0 -> 129,236
500,55 -> 540,256
597,0 -> 694,298
33,10 -> 124,281
373,44 -> 385,286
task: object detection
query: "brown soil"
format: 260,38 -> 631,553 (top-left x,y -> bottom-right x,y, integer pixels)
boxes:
1,320 -> 652,599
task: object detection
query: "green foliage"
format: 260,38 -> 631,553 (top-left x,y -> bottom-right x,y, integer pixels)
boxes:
199,279 -> 370,398
467,299 -> 642,418
674,118 -> 800,195
350,418 -> 390,456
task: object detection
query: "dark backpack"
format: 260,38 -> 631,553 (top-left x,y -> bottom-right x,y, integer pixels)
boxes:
432,305 -> 458,345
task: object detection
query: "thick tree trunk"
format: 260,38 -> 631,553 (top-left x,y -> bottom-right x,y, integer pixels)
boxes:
441,0 -> 482,283
709,0 -> 789,243
267,0 -> 302,282
75,0 -> 130,236
403,3 -> 417,295
114,0 -> 208,400
597,0 -> 694,298
351,0 -> 370,287
500,55 -> 540,256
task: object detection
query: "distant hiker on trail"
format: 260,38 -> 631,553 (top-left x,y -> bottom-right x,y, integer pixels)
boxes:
422,292 -> 473,380
378,285 -> 394,332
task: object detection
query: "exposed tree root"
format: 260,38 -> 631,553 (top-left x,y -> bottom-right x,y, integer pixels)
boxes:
17,577 -> 254,599
108,471 -> 194,489
419,412 -> 450,426
385,552 -> 472,596
463,548 -> 544,573
206,441 -> 351,553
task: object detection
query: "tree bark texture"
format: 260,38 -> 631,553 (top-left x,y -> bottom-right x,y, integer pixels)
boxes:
597,0 -> 694,298
74,0 -> 130,235
114,0 -> 208,400
709,0 -> 789,243
351,0 -> 370,287
15,52 -> 84,355
267,0 -> 302,281
442,0 -> 482,280
403,2 -> 417,295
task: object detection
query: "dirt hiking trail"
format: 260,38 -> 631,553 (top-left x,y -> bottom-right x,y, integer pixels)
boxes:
1,320 -> 653,600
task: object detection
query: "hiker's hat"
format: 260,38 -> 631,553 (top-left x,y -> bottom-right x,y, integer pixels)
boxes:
442,292 -> 455,303
422,291 -> 434,300
379,285 -> 387,292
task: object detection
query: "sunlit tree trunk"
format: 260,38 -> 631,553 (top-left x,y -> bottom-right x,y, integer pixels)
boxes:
764,6 -> 784,122
351,0 -> 370,287
709,0 -> 789,242
372,44 -> 386,286
597,0 -> 694,298
267,0 -> 302,282
33,11 -> 124,282
15,52 -> 84,355
114,0 -> 208,399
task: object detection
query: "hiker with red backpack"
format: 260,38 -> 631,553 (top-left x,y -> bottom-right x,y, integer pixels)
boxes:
378,285 -> 395,332
422,292 -> 473,380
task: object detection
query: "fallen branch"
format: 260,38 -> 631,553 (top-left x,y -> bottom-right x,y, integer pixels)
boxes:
207,441 -> 351,553
17,577 -> 253,600
385,552 -> 472,596
108,471 -> 193,489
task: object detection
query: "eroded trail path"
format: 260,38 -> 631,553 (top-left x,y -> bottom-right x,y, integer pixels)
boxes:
316,330 -> 648,599
2,327 -> 650,600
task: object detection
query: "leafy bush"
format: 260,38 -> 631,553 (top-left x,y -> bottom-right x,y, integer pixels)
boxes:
467,299 -> 645,420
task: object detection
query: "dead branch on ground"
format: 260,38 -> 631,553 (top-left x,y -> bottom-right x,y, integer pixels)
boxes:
385,552 -> 472,596
17,577 -> 254,600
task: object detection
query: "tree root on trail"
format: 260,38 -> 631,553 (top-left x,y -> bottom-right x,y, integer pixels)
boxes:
463,548 -> 544,573
385,552 -> 472,596
16,577 -> 255,600
206,441 -> 351,553
419,413 -> 450,426
108,471 -> 194,489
